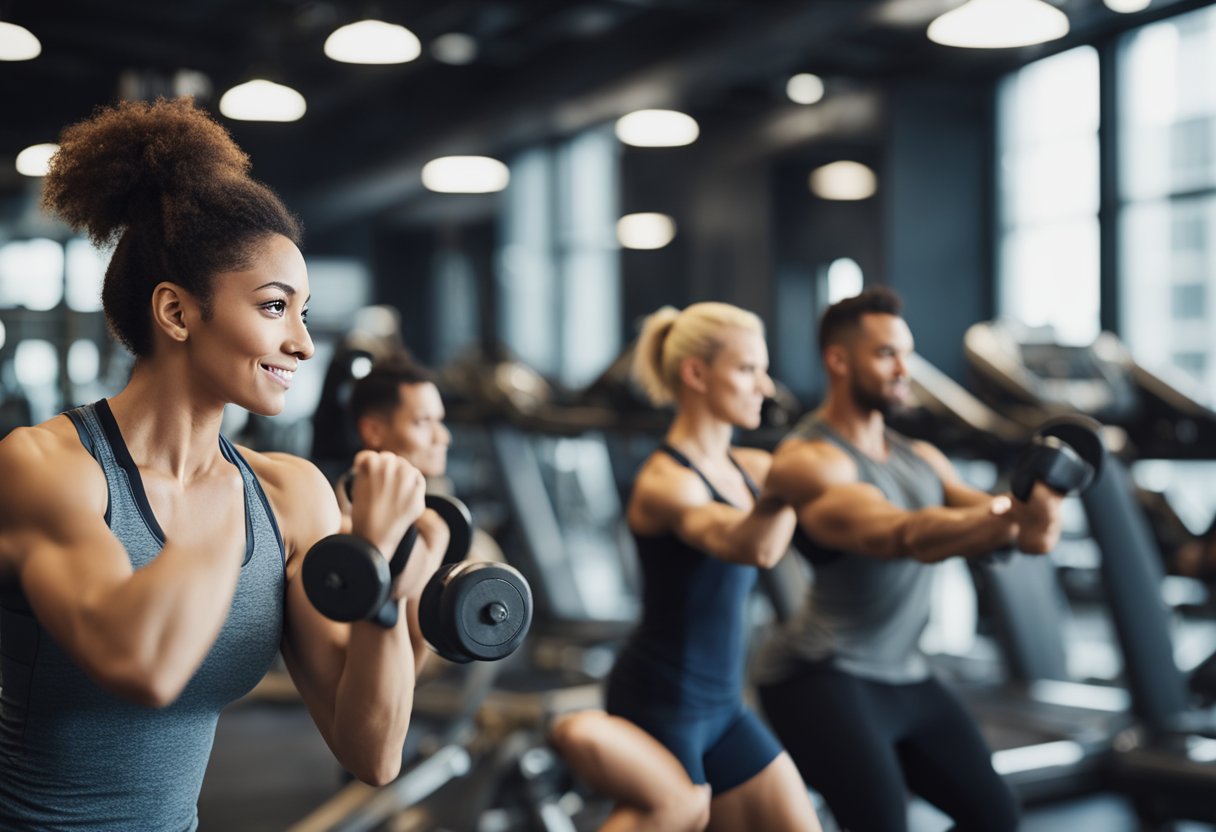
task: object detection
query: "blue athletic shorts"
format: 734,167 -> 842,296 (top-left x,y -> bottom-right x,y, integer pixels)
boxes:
605,694 -> 782,794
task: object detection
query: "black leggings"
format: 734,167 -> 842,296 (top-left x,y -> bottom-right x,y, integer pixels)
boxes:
757,664 -> 1020,832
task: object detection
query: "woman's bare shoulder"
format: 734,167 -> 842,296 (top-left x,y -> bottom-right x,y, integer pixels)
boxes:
238,448 -> 341,554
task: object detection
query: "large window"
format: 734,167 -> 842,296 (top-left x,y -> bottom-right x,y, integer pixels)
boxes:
998,46 -> 1101,345
498,128 -> 621,388
1119,5 -> 1216,406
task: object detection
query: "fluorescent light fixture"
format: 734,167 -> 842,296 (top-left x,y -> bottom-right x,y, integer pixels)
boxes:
0,238 -> 63,311
1103,0 -> 1151,11
0,21 -> 40,61
16,143 -> 58,177
324,20 -> 420,65
65,239 -> 106,312
431,32 -> 478,65
1028,680 -> 1130,713
617,213 -> 677,250
67,340 -> 100,385
786,73 -> 825,105
1187,737 -> 1216,763
421,156 -> 509,193
14,340 -> 58,387
219,79 -> 307,122
350,355 -> 374,380
992,741 -> 1085,775
0,320 -> 5,350
809,161 -> 877,201
615,110 -> 699,147
826,257 -> 864,302
928,0 -> 1069,49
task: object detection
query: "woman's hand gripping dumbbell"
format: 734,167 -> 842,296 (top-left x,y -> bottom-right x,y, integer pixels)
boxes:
303,461 -> 533,662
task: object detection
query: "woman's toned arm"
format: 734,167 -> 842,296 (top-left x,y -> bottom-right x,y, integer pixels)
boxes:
627,450 -> 797,569
269,449 -> 427,785
0,422 -> 247,707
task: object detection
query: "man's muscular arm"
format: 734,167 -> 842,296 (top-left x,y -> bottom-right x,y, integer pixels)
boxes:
768,438 -> 1019,563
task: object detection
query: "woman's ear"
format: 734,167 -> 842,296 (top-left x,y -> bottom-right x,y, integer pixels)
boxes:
678,355 -> 710,395
150,282 -> 194,344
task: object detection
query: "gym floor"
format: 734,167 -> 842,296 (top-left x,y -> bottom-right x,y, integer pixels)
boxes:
197,697 -> 1216,832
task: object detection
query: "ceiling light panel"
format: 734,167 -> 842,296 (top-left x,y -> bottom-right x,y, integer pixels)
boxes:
421,156 -> 510,193
810,161 -> 878,200
928,0 -> 1069,49
0,21 -> 40,61
617,213 -> 677,249
325,20 -> 421,65
615,110 -> 700,147
219,80 -> 307,122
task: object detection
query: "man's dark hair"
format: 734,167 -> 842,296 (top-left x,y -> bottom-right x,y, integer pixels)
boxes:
349,356 -> 436,422
817,286 -> 904,354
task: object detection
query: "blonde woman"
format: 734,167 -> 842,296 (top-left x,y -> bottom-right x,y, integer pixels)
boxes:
552,303 -> 820,831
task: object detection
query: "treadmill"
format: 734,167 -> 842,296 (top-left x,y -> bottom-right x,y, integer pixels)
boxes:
964,321 -> 1216,825
893,353 -> 1134,804
963,319 -> 1216,459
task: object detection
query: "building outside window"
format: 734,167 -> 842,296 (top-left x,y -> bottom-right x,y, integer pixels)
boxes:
997,46 -> 1101,346
1119,4 -> 1216,406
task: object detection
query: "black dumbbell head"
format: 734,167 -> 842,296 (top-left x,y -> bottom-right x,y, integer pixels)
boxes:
1011,415 -> 1107,501
419,565 -> 467,663
1039,414 -> 1106,486
302,534 -> 391,622
420,562 -> 533,663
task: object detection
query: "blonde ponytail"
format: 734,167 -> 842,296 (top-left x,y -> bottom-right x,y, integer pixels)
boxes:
631,302 -> 764,407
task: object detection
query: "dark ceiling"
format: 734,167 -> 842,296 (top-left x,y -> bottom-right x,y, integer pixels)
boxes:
0,0 -> 1207,235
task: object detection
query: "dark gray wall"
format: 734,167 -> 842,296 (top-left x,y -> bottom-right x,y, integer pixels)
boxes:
361,78 -> 998,393
883,80 -> 995,382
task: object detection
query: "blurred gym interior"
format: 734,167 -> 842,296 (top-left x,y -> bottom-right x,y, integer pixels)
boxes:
3,1 -> 1216,829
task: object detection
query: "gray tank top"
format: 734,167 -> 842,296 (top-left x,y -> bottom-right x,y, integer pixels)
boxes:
0,400 -> 285,831
752,413 -> 944,685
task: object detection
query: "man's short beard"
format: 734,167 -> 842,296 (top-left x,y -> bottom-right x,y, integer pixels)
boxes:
850,379 -> 897,419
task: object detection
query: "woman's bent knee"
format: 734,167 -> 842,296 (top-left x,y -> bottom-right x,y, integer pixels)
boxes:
653,783 -> 710,832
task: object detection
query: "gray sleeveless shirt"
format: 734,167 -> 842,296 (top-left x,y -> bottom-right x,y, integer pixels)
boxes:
0,400 -> 285,831
752,413 -> 944,685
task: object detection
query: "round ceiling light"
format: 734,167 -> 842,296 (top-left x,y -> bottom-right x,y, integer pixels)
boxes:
617,213 -> 677,250
219,79 -> 307,122
421,156 -> 510,193
927,0 -> 1069,49
0,21 -> 40,61
787,73 -> 825,105
16,143 -> 58,177
325,20 -> 421,64
615,110 -> 700,147
809,161 -> 878,201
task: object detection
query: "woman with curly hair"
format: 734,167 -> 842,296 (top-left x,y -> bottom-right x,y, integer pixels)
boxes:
0,98 -> 437,830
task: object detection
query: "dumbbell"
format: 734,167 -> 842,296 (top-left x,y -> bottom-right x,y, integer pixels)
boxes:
1009,415 -> 1105,502
302,491 -> 532,662
418,560 -> 533,664
988,415 -> 1106,563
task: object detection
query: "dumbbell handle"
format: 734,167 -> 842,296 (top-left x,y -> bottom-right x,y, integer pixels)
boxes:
1009,436 -> 1091,503
341,474 -> 421,628
342,475 -> 478,628
987,435 -> 1095,565
372,528 -> 418,628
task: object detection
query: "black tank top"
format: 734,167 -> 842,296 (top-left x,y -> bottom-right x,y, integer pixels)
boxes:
610,444 -> 761,712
